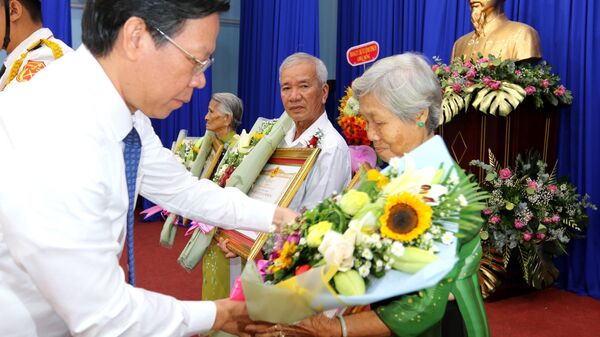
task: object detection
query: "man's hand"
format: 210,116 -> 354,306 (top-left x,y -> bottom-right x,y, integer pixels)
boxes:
272,206 -> 300,232
212,298 -> 253,336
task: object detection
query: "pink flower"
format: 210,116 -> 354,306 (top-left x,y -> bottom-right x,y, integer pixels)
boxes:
482,76 -> 493,85
536,232 -> 546,241
525,86 -> 537,95
489,215 -> 501,225
431,64 -> 440,72
465,68 -> 477,79
523,232 -> 533,241
514,69 -> 522,76
488,80 -> 502,90
464,60 -> 473,68
542,217 -> 552,224
483,208 -> 492,215
527,180 -> 538,190
452,71 -> 460,77
514,220 -> 526,229
452,83 -> 462,93
541,79 -> 550,88
554,85 -> 566,97
547,184 -> 558,193
465,80 -> 474,87
551,215 -> 561,223
477,57 -> 490,64
443,65 -> 451,72
499,168 -> 512,180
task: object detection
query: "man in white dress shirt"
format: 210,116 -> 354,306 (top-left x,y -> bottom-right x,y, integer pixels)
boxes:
0,0 -> 72,90
0,0 -> 296,336
278,52 -> 352,211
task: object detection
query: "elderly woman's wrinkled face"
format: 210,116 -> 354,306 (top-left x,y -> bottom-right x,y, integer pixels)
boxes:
205,99 -> 232,133
359,93 -> 429,163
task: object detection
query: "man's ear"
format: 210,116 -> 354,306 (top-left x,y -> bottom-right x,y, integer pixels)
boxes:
8,0 -> 23,22
120,16 -> 152,61
321,82 -> 329,104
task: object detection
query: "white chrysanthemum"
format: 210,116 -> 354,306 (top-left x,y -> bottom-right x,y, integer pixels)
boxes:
299,237 -> 307,246
358,264 -> 370,277
375,259 -> 384,270
391,241 -> 405,257
361,248 -> 374,260
441,232 -> 455,245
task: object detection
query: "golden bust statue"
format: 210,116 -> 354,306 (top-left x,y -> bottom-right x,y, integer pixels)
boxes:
452,0 -> 542,61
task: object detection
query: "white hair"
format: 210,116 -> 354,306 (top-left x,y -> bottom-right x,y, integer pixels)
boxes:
279,52 -> 328,85
211,92 -> 243,129
352,52 -> 441,133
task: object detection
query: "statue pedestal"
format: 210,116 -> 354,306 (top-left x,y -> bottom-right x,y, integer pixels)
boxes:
439,104 -> 559,180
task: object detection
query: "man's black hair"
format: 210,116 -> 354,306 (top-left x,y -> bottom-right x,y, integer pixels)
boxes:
82,0 -> 230,57
20,0 -> 42,23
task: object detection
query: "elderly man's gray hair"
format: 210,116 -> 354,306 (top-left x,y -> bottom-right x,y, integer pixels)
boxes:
352,53 -> 441,133
211,92 -> 244,129
279,52 -> 328,86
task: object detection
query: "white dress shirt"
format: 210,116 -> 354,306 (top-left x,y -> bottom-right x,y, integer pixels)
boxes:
279,112 -> 352,211
0,46 -> 276,337
0,28 -> 72,91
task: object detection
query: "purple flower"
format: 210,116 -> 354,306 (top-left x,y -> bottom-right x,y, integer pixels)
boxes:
547,184 -> 558,193
287,233 -> 300,245
527,180 -> 538,190
541,79 -> 549,88
523,232 -> 533,241
452,83 -> 462,93
551,215 -> 561,223
514,220 -> 526,229
514,69 -> 522,76
489,215 -> 501,225
499,168 -> 512,180
554,85 -> 566,97
525,86 -> 537,95
536,232 -> 546,241
483,208 -> 492,215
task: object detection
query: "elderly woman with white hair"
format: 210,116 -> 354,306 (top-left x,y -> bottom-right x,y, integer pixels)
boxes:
247,53 -> 488,337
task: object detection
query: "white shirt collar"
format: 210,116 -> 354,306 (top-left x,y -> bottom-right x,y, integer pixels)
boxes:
284,111 -> 329,147
4,28 -> 54,68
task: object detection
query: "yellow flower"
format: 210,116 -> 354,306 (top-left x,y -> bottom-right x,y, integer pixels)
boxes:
254,133 -> 265,140
379,192 -> 432,242
339,190 -> 370,215
268,241 -> 297,273
367,169 -> 389,188
306,221 -> 332,247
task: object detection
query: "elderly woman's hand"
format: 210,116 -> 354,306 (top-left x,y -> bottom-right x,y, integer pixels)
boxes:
216,238 -> 239,258
245,314 -> 341,337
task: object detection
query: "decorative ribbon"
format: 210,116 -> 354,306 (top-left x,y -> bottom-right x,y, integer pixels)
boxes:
185,221 -> 214,237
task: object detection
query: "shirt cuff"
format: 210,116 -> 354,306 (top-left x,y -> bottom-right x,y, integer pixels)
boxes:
182,301 -> 217,335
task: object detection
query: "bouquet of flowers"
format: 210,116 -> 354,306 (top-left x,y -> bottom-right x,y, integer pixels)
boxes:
338,86 -> 370,146
240,155 -> 487,323
173,137 -> 204,170
433,54 -> 573,124
212,119 -> 277,187
471,151 -> 596,291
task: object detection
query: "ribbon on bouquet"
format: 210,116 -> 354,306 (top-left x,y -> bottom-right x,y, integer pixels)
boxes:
185,221 -> 214,237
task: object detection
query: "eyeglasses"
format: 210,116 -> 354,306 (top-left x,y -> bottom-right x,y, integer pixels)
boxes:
153,26 -> 214,76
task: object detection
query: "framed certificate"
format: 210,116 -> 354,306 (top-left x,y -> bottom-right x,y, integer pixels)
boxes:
215,148 -> 320,260
200,138 -> 225,179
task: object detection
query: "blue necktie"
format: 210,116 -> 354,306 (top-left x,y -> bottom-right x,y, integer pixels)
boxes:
123,127 -> 141,286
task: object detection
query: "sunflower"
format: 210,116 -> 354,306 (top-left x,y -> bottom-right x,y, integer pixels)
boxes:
379,192 -> 432,242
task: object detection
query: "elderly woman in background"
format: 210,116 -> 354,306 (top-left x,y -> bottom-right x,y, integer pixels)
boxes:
247,53 -> 488,337
201,92 -> 246,303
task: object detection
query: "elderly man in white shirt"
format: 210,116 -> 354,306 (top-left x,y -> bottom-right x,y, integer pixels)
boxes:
278,52 -> 352,211
0,1 -> 296,337
0,0 -> 72,90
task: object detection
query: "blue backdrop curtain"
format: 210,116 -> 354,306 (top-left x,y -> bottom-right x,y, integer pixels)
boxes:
237,0 -> 319,131
336,0 -> 599,299
41,0 -> 72,46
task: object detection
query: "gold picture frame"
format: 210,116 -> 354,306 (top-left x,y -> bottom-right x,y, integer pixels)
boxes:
215,147 -> 320,260
200,138 -> 224,179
